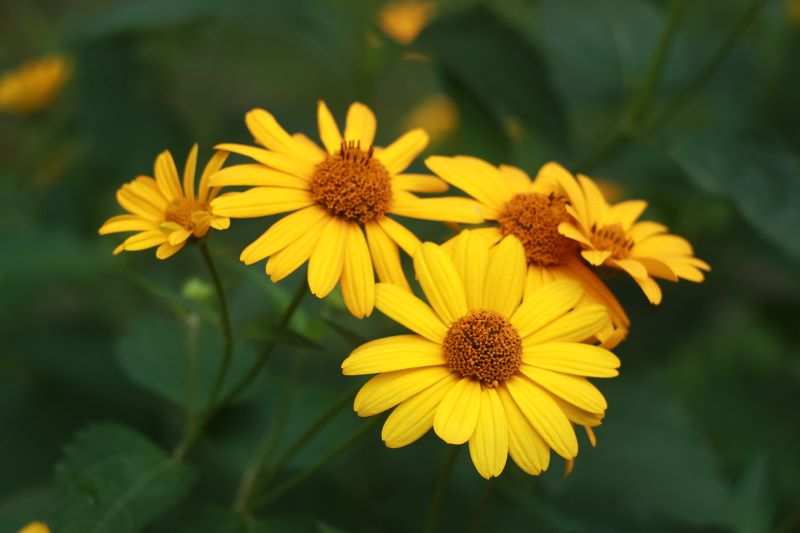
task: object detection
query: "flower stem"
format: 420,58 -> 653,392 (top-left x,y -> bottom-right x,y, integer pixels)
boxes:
198,240 -> 234,408
248,417 -> 379,510
424,445 -> 460,533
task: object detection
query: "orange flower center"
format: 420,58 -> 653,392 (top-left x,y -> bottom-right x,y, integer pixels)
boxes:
165,197 -> 206,230
590,223 -> 632,259
309,140 -> 393,224
442,309 -> 522,388
497,192 -> 577,266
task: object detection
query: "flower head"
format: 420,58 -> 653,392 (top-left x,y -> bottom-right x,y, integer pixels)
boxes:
17,522 -> 50,533
342,231 -> 620,478
210,101 -> 482,318
378,1 -> 436,45
99,145 -> 230,259
539,163 -> 711,305
0,56 -> 71,114
426,156 -> 629,348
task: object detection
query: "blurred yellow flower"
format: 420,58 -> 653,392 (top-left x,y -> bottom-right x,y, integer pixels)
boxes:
100,145 -> 231,259
210,101 -> 482,318
426,156 -> 629,348
17,522 -> 50,533
0,56 -> 71,114
342,232 -> 619,478
379,1 -> 436,44
543,164 -> 711,305
403,94 -> 458,142
788,0 -> 800,24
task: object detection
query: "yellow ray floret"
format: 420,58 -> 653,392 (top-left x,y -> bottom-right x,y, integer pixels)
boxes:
209,101 -> 483,319
341,231 -> 620,479
0,56 -> 71,114
99,145 -> 230,259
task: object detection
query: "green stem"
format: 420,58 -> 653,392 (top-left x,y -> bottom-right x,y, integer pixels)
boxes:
424,446 -> 460,533
199,240 -> 235,409
249,417 -> 379,509
245,383 -> 361,506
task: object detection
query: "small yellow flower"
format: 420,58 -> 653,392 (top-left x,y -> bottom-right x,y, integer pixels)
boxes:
0,56 -> 71,114
342,231 -> 619,479
403,94 -> 458,142
378,1 -> 436,45
17,522 -> 50,533
99,145 -> 230,259
542,164 -> 711,305
210,101 -> 482,318
426,156 -> 629,348
788,0 -> 800,25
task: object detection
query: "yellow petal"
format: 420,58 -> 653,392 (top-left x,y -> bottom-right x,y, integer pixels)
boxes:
99,215 -> 158,235
365,222 -> 411,290
433,377 -> 481,444
120,230 -> 168,251
343,102 -> 377,147
562,256 -> 630,329
307,217 -> 348,298
265,216 -> 328,282
156,241 -> 185,260
210,216 -> 230,230
577,174 -> 609,227
154,151 -> 183,201
215,143 -> 315,179
342,334 -> 446,375
519,367 -> 607,414
425,155 -> 512,212
390,192 -> 484,224
240,205 -> 328,265
449,230 -> 489,310
246,108 -> 318,163
376,216 -> 421,256
292,132 -> 327,160
506,376 -> 578,459
413,242 -> 468,324
375,128 -> 429,174
115,184 -> 162,220
198,149 -> 229,203
182,144 -> 198,199
610,258 -> 648,280
550,393 -> 604,427
510,280 -> 583,338
211,188 -> 313,218
382,373 -> 460,448
317,100 -> 343,154
582,249 -> 612,266
635,275 -> 663,305
209,164 -> 309,189
497,385 -> 550,474
354,366 -> 451,416
484,236 -> 526,317
375,283 -> 447,342
468,388 -> 508,479
522,305 -> 610,345
340,223 -> 375,318
557,221 -> 592,246
602,200 -> 646,230
167,229 -> 192,245
633,234 -> 694,256
536,162 -> 587,230
522,342 -> 620,378
393,173 -> 449,193
628,221 -> 667,242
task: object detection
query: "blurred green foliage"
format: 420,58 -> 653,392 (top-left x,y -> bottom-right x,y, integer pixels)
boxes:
1,0 -> 799,531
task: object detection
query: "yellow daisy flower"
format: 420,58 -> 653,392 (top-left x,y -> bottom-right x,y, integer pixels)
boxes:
378,1 -> 436,45
426,156 -> 629,348
540,164 -> 711,305
209,101 -> 483,318
0,55 -> 71,114
342,231 -> 620,479
99,145 -> 230,259
17,522 -> 49,533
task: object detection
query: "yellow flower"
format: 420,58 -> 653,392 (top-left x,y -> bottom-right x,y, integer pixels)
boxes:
541,164 -> 711,305
99,145 -> 231,259
342,232 -> 620,479
17,522 -> 50,533
378,1 -> 436,45
0,56 -> 71,114
403,94 -> 458,143
209,101 -> 483,318
426,156 -> 629,348
788,0 -> 800,25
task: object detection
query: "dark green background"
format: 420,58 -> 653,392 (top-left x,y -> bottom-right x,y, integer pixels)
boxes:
1,0 -> 799,531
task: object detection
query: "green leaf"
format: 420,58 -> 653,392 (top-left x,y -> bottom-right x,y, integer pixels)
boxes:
177,506 -> 318,533
48,423 -> 195,533
667,132 -> 800,261
731,456 -> 772,533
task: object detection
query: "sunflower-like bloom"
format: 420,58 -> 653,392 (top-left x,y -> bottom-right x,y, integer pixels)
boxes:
99,145 -> 230,259
342,231 -> 620,479
0,56 -> 71,114
17,522 -> 49,533
426,156 -> 629,348
540,164 -> 711,305
378,1 -> 436,45
210,101 -> 483,318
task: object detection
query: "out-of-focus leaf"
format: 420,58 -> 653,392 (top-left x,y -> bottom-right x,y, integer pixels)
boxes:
731,456 -> 772,533
177,506 -> 318,532
416,5 -> 569,156
667,132 -> 800,261
48,423 -> 195,533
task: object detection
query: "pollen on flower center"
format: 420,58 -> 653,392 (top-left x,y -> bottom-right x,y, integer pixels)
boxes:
309,140 -> 393,224
591,223 -> 633,259
497,192 -> 576,266
442,309 -> 522,388
165,197 -> 205,229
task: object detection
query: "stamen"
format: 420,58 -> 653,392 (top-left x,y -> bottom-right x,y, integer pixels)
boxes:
590,223 -> 633,259
497,192 -> 576,266
165,197 -> 205,229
